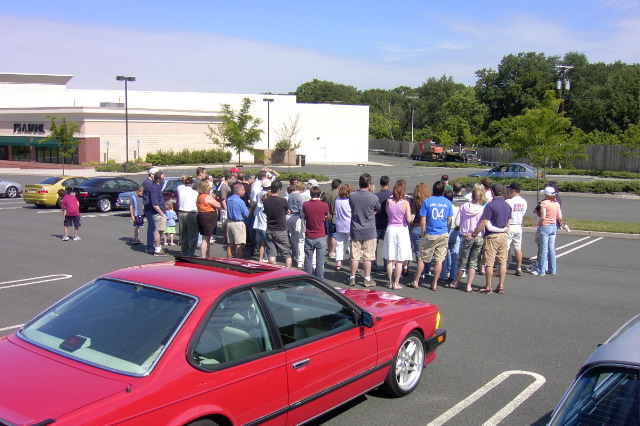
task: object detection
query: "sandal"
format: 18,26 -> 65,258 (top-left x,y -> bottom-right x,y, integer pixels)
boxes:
444,283 -> 457,289
392,284 -> 402,290
495,287 -> 504,294
336,265 -> 341,271
478,288 -> 492,294
429,286 -> 437,291
407,282 -> 419,289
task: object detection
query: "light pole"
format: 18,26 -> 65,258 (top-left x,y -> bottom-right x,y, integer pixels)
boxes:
555,65 -> 573,113
407,95 -> 419,143
263,98 -> 274,149
116,75 -> 136,171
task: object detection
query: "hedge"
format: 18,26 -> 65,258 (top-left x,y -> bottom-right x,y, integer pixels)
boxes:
145,148 -> 232,166
453,177 -> 640,195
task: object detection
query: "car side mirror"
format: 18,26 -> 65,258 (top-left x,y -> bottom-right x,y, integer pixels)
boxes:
360,311 -> 374,328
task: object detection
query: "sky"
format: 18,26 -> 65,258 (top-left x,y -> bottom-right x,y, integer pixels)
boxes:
1,0 -> 638,94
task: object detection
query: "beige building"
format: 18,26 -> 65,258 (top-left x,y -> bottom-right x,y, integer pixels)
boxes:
0,73 -> 369,165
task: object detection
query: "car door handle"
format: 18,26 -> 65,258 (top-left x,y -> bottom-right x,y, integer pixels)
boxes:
292,359 -> 310,369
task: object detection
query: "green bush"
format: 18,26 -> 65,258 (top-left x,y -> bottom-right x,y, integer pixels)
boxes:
453,177 -> 640,195
95,163 -> 149,173
145,148 -> 232,166
545,168 -> 640,179
207,169 -> 328,183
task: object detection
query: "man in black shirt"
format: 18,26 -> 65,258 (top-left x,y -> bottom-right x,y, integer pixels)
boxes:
262,180 -> 292,267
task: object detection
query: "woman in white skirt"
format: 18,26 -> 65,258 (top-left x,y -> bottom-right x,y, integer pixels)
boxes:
383,180 -> 414,289
334,183 -> 353,271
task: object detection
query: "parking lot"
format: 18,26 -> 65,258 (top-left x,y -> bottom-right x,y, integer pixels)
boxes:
1,162 -> 639,425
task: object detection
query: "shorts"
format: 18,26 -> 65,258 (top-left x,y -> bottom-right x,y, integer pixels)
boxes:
266,230 -> 291,258
325,222 -> 336,238
165,226 -> 176,234
153,213 -> 167,232
506,225 -> 523,250
255,229 -> 267,244
482,233 -> 508,267
64,215 -> 81,228
197,211 -> 218,237
418,233 -> 448,263
227,221 -> 246,245
457,234 -> 483,271
133,216 -> 144,227
219,208 -> 228,224
350,239 -> 377,262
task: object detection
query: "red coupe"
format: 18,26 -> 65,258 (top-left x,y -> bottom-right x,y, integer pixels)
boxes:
0,257 -> 445,425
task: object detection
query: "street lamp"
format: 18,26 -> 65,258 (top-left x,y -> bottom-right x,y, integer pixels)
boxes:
263,98 -> 274,149
116,75 -> 136,171
407,95 -> 419,143
555,65 -> 573,113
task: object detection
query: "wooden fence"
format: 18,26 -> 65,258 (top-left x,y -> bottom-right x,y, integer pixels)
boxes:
369,139 -> 640,172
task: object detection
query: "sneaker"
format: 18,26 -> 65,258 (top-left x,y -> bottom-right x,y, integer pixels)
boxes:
344,277 -> 356,286
328,252 -> 336,259
461,270 -> 467,278
531,270 -> 543,276
401,268 -> 409,277
153,251 -> 169,257
61,236 -> 69,241
364,278 -> 376,287
72,236 -> 81,241
515,270 -> 523,276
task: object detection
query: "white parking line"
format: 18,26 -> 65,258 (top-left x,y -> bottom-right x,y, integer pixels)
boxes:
0,274 -> 72,290
427,370 -> 546,426
0,206 -> 24,210
530,236 -> 601,261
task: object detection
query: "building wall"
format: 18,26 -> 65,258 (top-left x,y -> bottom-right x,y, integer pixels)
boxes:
0,74 -> 369,165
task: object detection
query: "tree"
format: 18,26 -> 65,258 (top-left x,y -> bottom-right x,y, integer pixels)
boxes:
295,79 -> 362,104
205,121 -> 231,170
216,98 -> 263,164
497,91 -> 587,171
475,52 -> 559,122
38,116 -> 82,176
274,113 -> 303,172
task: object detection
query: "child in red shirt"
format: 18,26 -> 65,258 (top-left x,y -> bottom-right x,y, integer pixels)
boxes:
58,189 -> 81,241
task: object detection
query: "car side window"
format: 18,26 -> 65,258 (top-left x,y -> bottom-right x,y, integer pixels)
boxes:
260,281 -> 356,347
192,290 -> 272,368
102,180 -> 118,189
117,179 -> 138,190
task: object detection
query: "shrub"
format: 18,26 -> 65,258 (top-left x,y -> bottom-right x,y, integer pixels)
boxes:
452,177 -> 640,195
145,148 -> 232,166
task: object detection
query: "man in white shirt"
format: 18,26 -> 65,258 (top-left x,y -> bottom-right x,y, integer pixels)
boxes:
177,177 -> 199,256
505,182 -> 528,276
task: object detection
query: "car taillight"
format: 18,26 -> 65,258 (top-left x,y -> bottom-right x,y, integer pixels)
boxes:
38,187 -> 48,194
78,191 -> 89,197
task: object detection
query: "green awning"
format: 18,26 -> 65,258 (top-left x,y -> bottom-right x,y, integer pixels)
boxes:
0,136 -> 66,147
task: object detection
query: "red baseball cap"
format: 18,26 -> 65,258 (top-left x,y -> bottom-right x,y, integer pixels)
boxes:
230,167 -> 240,173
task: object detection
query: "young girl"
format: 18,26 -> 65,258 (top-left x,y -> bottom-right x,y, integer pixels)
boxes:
164,200 -> 178,246
129,185 -> 144,244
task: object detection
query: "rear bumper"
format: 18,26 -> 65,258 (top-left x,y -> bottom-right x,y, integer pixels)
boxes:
424,329 -> 446,353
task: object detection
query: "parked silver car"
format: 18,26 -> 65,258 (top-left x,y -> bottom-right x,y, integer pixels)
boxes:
467,163 -> 544,179
0,178 -> 24,198
548,314 -> 639,425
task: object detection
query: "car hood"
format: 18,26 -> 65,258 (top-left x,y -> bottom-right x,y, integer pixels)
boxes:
339,288 -> 432,315
0,336 -> 131,425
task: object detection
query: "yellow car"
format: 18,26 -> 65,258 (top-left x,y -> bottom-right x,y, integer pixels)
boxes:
23,176 -> 88,208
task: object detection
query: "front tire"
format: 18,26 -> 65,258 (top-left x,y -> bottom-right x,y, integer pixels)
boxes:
97,197 -> 112,212
382,331 -> 425,397
6,186 -> 19,198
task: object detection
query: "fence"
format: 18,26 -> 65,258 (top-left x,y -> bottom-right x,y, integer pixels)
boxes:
369,139 -> 640,172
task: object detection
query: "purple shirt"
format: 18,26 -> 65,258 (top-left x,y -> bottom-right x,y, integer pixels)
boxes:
481,197 -> 511,235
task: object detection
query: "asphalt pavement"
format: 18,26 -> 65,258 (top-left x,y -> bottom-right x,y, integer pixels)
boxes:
1,155 -> 639,425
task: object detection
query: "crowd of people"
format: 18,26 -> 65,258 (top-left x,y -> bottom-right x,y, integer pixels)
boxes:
127,166 -> 565,293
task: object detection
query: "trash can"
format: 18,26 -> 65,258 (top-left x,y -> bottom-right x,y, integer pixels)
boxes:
296,154 -> 306,166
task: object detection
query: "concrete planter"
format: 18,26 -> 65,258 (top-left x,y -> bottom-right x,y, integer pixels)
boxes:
254,149 -> 296,165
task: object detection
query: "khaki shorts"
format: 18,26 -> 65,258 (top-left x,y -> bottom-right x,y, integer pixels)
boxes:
482,233 -> 508,267
226,221 -> 246,245
153,213 -> 167,232
418,233 -> 448,263
507,225 -> 523,250
350,239 -> 377,262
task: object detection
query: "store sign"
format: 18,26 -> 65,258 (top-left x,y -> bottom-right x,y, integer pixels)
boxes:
13,123 -> 46,134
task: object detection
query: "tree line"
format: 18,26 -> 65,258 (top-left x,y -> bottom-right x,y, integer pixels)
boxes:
291,51 -> 639,167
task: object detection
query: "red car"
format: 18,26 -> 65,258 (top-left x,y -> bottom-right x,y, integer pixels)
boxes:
0,257 -> 445,425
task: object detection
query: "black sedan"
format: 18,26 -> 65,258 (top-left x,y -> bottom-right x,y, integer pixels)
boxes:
68,177 -> 139,212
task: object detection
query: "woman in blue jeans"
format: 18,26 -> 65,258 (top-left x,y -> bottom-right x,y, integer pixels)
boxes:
534,187 -> 563,276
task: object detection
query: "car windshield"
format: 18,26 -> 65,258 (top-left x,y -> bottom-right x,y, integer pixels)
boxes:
550,366 -> 639,425
39,177 -> 62,185
20,279 -> 196,376
164,179 -> 182,192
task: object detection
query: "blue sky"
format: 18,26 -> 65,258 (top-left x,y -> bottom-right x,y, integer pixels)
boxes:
1,0 -> 638,94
